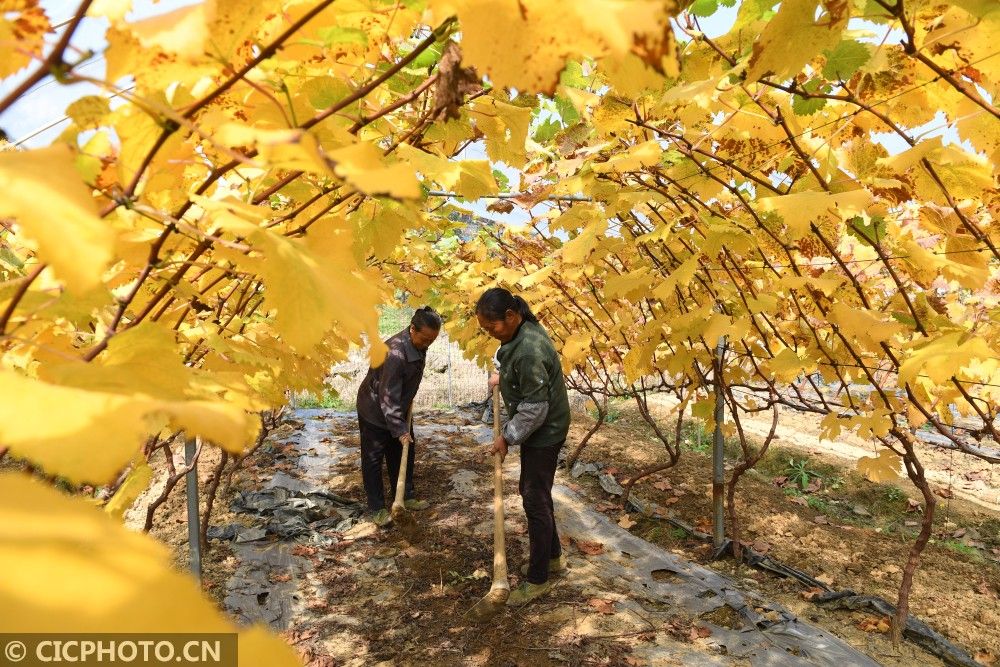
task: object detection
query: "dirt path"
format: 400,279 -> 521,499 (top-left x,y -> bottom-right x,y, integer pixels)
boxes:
179,408 -> 915,666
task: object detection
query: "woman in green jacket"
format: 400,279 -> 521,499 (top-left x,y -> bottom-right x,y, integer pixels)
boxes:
476,287 -> 571,605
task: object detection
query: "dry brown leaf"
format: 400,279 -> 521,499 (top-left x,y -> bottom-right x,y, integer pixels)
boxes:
486,199 -> 515,214
857,616 -> 891,633
588,598 -> 616,614
576,539 -> 605,555
800,587 -> 825,601
618,515 -> 637,530
689,625 -> 712,640
975,649 -> 997,666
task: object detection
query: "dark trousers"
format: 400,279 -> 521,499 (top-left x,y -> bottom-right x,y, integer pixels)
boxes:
519,443 -> 563,584
359,418 -> 415,512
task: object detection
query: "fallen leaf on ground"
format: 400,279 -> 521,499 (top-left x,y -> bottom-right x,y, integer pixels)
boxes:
816,573 -> 835,586
813,515 -> 830,525
800,587 -> 825,600
663,497 -> 680,505
693,518 -> 713,534
575,539 -> 605,555
750,539 -> 771,554
652,480 -> 672,491
974,648 -> 997,665
907,498 -> 922,512
618,515 -> 637,530
588,598 -> 615,614
857,616 -> 891,633
789,496 -> 808,506
270,573 -> 292,583
934,487 -> 954,499
689,625 -> 712,640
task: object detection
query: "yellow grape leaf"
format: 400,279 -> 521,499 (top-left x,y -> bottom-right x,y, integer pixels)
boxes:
603,53 -> 666,100
455,160 -> 499,199
745,0 -> 848,83
518,264 -> 556,289
0,473 -> 301,666
204,0 -> 282,62
592,140 -> 662,174
756,189 -> 870,240
128,2 -> 208,58
104,457 -> 153,521
898,332 -> 996,386
469,97 -> 532,168
433,0 -> 678,94
352,202 -> 418,260
327,142 -> 420,199
215,124 -> 335,177
562,333 -> 592,366
650,255 -> 699,301
856,449 -> 901,483
622,339 -> 657,383
0,369 -> 258,484
906,402 -> 928,429
394,143 -> 462,190
761,347 -> 809,382
0,1 -> 50,77
603,267 -> 652,300
827,302 -> 906,351
561,218 -> 608,265
206,199 -> 384,353
88,0 -> 132,22
0,145 -> 114,293
305,226 -> 387,367
43,322 -> 192,400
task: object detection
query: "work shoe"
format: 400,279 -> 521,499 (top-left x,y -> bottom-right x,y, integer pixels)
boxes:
370,508 -> 392,528
520,554 -> 568,577
506,580 -> 553,606
403,498 -> 430,511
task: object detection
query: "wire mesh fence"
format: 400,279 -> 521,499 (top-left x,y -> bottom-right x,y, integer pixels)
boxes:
306,306 -> 490,411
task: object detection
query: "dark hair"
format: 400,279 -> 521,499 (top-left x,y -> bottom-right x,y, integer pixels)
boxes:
410,305 -> 442,331
475,287 -> 538,323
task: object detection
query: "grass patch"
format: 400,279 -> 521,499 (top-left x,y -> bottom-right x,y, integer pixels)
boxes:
937,539 -> 985,563
298,391 -> 352,410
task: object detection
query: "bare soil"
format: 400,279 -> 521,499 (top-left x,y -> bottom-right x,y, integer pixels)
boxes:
566,401 -> 1000,666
